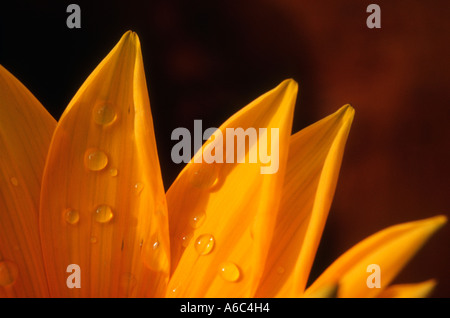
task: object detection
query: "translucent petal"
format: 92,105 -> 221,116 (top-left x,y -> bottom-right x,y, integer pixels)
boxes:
0,65 -> 55,297
256,105 -> 354,297
378,279 -> 437,298
305,216 -> 446,297
166,80 -> 297,297
39,31 -> 169,297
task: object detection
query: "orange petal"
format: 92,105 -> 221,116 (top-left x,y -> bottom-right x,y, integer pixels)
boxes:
39,31 -> 169,297
166,80 -> 297,297
305,215 -> 447,297
0,65 -> 56,297
255,105 -> 354,297
302,284 -> 338,298
378,279 -> 437,298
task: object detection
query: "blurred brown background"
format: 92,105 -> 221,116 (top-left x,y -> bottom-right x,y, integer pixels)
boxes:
1,0 -> 449,297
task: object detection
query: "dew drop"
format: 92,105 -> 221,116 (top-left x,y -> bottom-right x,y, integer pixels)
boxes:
219,262 -> 240,282
85,149 -> 108,171
10,177 -> 18,186
93,102 -> 117,126
93,205 -> 113,223
0,260 -> 19,287
109,168 -> 118,177
133,182 -> 144,195
189,163 -> 218,189
189,210 -> 206,229
143,237 -> 167,272
90,236 -> 97,244
171,283 -> 179,294
194,234 -> 215,255
64,208 -> 79,225
181,233 -> 192,248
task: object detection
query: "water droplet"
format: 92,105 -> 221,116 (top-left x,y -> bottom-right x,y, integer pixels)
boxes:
181,233 -> 192,247
109,168 -> 118,177
10,177 -> 18,186
85,149 -> 108,171
277,266 -> 285,275
143,236 -> 168,272
64,208 -> 79,225
189,210 -> 206,229
170,282 -> 179,294
90,237 -> 97,244
0,260 -> 18,287
94,205 -> 113,223
133,182 -> 144,195
189,163 -> 218,189
93,102 -> 117,126
194,234 -> 215,255
219,262 -> 240,282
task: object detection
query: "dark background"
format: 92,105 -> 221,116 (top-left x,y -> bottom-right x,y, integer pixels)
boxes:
1,0 -> 449,297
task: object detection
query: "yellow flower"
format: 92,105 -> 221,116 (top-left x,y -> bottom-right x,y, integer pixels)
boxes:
0,31 -> 446,298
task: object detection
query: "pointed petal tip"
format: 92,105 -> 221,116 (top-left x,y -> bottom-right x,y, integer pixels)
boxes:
426,214 -> 447,231
279,78 -> 298,94
117,30 -> 140,50
339,104 -> 355,120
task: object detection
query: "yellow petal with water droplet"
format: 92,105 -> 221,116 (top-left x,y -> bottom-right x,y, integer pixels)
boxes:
0,65 -> 55,297
255,105 -> 354,297
377,279 -> 437,298
166,79 -> 297,297
305,215 -> 447,297
39,31 -> 169,297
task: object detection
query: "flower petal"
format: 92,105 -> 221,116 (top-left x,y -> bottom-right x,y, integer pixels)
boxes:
0,65 -> 55,297
378,279 -> 437,298
255,105 -> 354,297
303,284 -> 338,298
166,80 -> 297,297
39,31 -> 169,297
305,215 -> 447,298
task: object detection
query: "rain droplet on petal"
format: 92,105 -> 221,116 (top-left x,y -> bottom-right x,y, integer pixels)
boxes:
181,233 -> 192,248
189,163 -> 219,189
133,182 -> 144,195
143,237 -> 168,272
90,237 -> 97,244
189,210 -> 206,229
219,262 -> 240,282
10,177 -> 18,186
85,149 -> 108,171
194,234 -> 215,255
64,208 -> 79,225
109,168 -> 118,177
93,102 -> 117,126
94,205 -> 113,223
171,282 -> 179,294
0,260 -> 19,287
